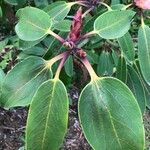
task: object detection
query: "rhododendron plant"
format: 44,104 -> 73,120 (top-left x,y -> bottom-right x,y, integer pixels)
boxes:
1,0 -> 150,150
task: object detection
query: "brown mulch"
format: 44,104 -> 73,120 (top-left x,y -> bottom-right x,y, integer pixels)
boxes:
0,106 -> 92,150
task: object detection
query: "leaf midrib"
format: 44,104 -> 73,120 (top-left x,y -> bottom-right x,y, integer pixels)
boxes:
41,80 -> 57,150
140,26 -> 150,69
5,65 -> 47,105
95,17 -> 128,34
92,80 -> 122,149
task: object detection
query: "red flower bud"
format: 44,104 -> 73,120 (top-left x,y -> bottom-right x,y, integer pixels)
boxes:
68,7 -> 82,42
76,49 -> 87,58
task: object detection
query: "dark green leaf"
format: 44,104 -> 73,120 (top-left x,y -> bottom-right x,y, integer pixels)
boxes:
118,32 -> 135,62
97,51 -> 114,76
64,55 -> 74,77
34,0 -> 48,7
116,56 -> 127,83
138,23 -> 150,85
127,65 -> 146,114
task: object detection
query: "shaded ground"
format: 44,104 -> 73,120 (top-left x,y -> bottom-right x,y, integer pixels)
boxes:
0,87 -> 150,150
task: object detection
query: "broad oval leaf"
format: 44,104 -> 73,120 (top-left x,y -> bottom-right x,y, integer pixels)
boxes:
26,79 -> 69,150
127,65 -> 146,114
79,77 -> 145,150
138,23 -> 150,85
118,32 -> 135,62
94,10 -> 135,39
15,7 -> 52,41
1,56 -> 52,108
44,2 -> 76,22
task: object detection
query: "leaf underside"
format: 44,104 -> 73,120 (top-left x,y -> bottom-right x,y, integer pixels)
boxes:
79,77 -> 145,150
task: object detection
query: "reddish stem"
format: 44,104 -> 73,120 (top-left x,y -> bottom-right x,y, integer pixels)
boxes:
54,51 -> 70,79
81,57 -> 98,81
82,7 -> 94,18
81,31 -> 96,40
46,51 -> 69,67
48,30 -> 65,44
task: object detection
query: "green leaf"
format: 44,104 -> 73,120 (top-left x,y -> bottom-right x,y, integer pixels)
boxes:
133,60 -> 150,109
87,50 -> 99,65
111,0 -> 120,5
15,7 -> 52,41
34,0 -> 48,7
143,81 -> 150,109
4,0 -> 18,5
118,32 -> 135,62
1,56 -> 52,108
0,6 -> 2,17
23,46 -> 47,56
43,32 -> 67,59
43,1 -> 65,13
111,4 -> 125,10
4,0 -> 26,5
0,69 -> 5,86
116,56 -> 127,83
26,79 -> 69,150
94,10 -> 135,39
112,50 -> 119,67
64,55 -> 74,77
54,19 -> 71,32
79,77 -> 145,150
19,36 -> 45,50
97,51 -> 114,76
44,2 -> 75,22
0,69 -> 5,99
127,65 -> 146,114
0,38 -> 8,51
138,23 -> 150,85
